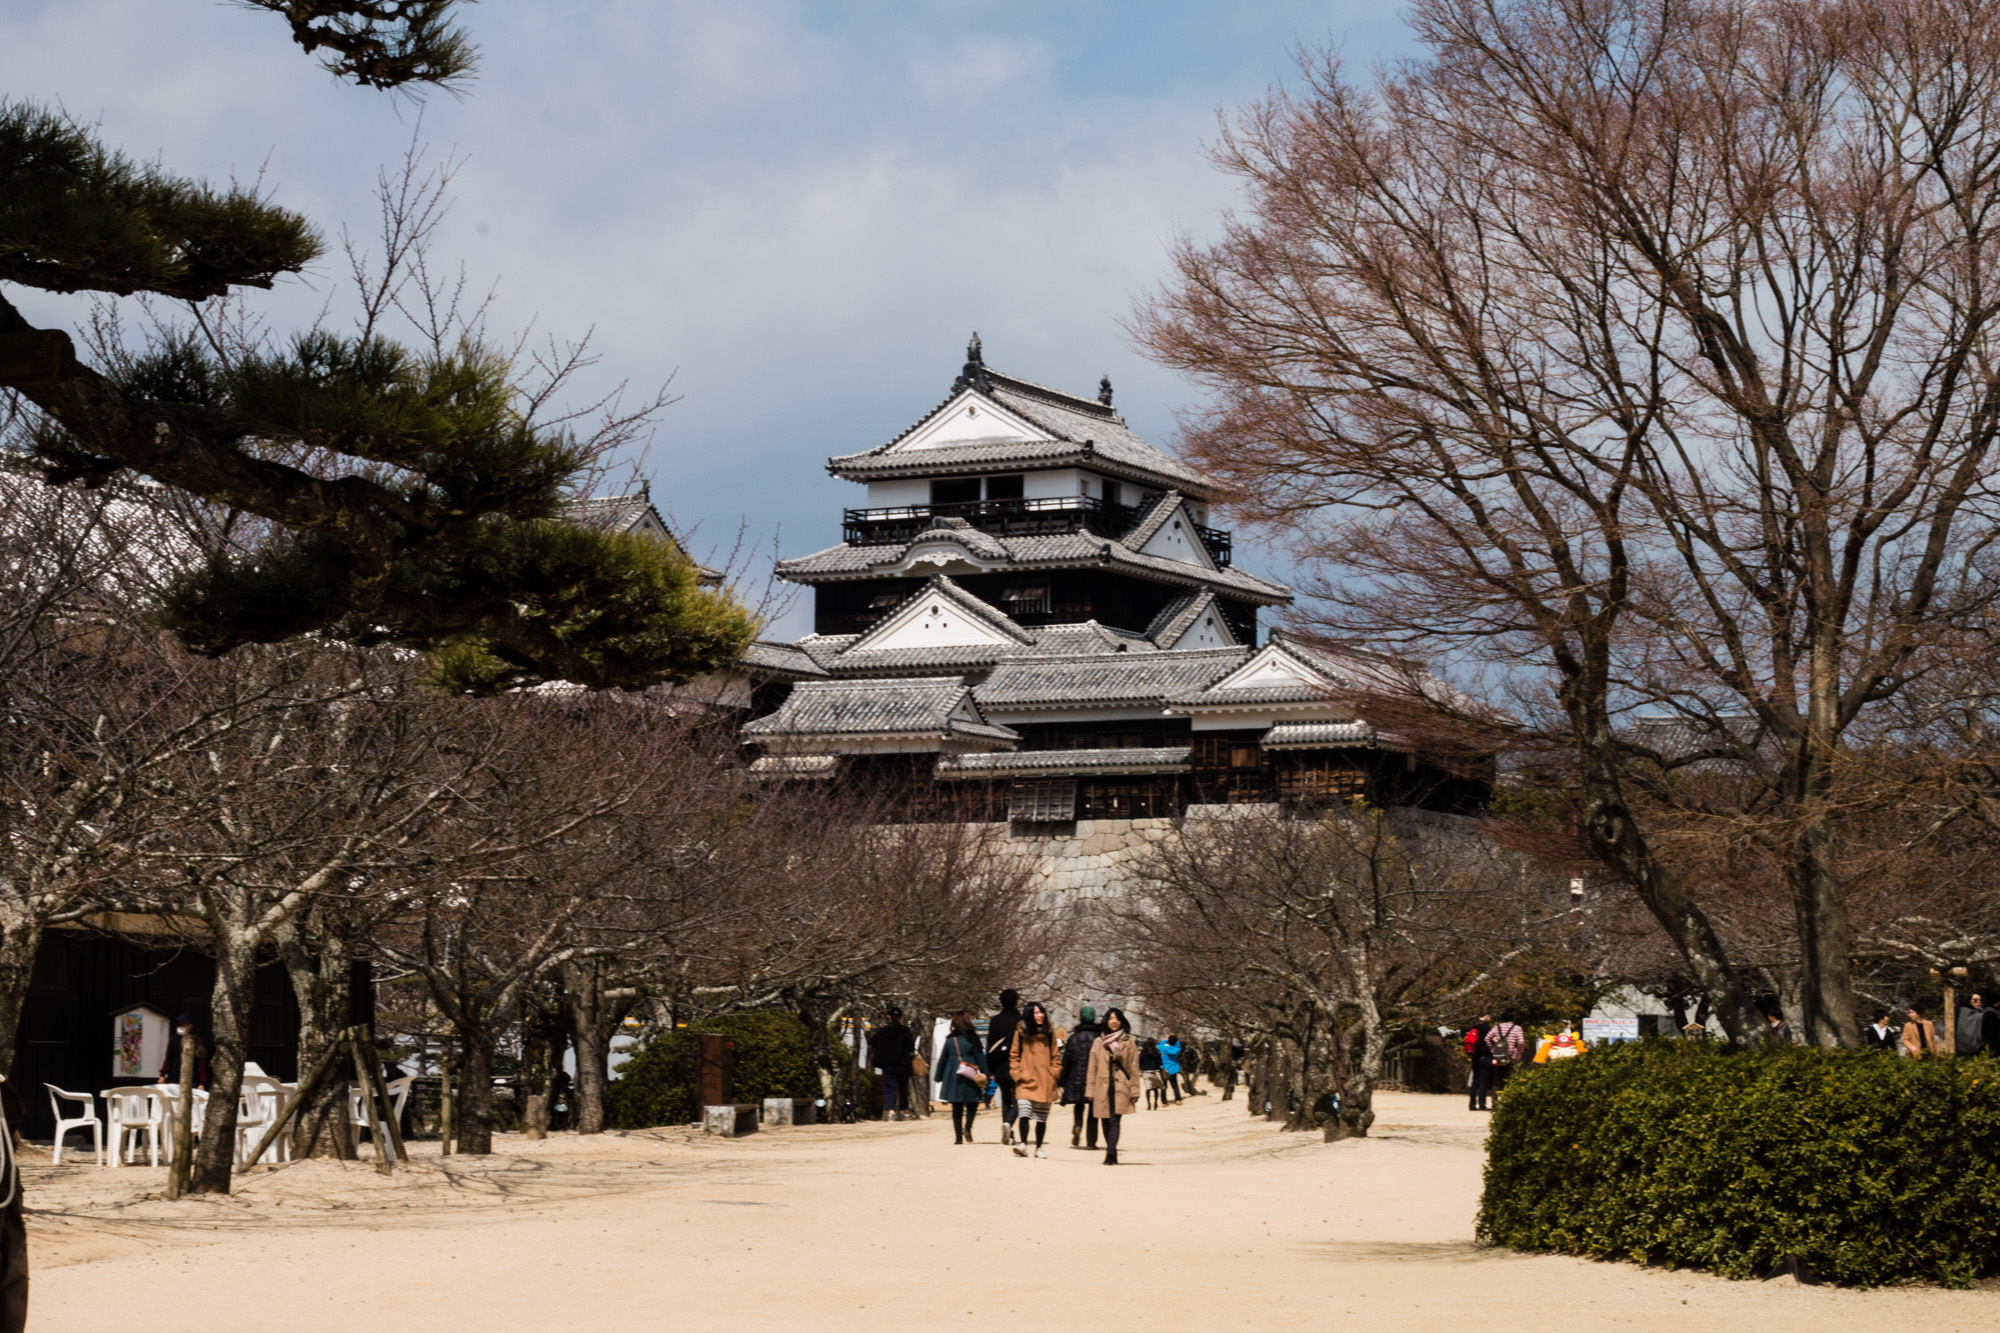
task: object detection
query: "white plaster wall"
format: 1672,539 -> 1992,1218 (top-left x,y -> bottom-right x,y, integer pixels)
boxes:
1023,468 -> 1084,499
865,479 -> 929,507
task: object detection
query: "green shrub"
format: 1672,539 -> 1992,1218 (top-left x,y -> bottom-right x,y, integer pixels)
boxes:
1478,1043 -> 2000,1287
607,1011 -> 820,1129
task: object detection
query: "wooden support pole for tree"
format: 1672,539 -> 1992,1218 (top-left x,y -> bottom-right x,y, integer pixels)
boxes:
440,1044 -> 456,1157
241,1027 -> 356,1171
165,1026 -> 197,1200
359,1024 -> 408,1165
348,1031 -> 394,1175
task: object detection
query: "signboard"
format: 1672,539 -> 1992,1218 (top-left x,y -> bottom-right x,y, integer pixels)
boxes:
1582,1016 -> 1640,1045
112,1005 -> 170,1078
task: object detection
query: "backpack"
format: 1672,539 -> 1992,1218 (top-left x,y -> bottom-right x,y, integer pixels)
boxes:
1956,1007 -> 1990,1057
1486,1023 -> 1518,1067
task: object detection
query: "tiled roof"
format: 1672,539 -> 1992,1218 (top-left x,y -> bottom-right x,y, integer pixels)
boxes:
1144,591 -> 1230,647
775,528 -> 1291,604
741,677 -> 1018,745
562,488 -> 723,583
904,517 -> 1010,560
828,361 -> 1211,496
749,754 -> 841,778
1029,621 -> 1158,655
1261,721 -> 1378,749
1120,491 -> 1184,550
741,641 -> 830,679
935,747 -> 1192,778
976,649 -> 1247,709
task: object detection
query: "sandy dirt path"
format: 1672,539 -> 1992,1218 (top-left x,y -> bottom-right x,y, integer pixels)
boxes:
25,1090 -> 1993,1331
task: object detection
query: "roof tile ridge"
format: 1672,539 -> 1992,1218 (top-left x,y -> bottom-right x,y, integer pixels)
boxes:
984,369 -> 1120,421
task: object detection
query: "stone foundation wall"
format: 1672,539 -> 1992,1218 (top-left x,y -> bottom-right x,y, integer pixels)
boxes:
978,817 -> 1177,901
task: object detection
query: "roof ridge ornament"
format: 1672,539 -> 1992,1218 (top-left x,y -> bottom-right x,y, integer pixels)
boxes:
1098,375 -> 1113,407
952,330 -> 992,394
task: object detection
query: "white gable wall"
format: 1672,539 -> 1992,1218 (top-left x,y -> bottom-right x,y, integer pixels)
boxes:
1164,606 -> 1235,651
1211,645 -> 1324,693
895,391 -> 1043,450
861,587 -> 1018,649
1136,501 -> 1216,570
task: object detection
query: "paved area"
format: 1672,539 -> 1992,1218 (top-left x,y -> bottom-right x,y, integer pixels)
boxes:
26,1090 -> 1993,1330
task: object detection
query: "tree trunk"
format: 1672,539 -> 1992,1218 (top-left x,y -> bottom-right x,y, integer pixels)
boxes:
190,933 -> 258,1194
457,1030 -> 496,1155
560,959 -> 628,1135
520,1003 -> 554,1141
1571,720 -> 1771,1045
1329,1015 -> 1383,1141
0,917 -> 44,1078
276,924 -> 355,1159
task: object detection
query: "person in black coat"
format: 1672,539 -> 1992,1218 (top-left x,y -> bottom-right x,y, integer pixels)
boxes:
1060,1006 -> 1105,1149
869,1008 -> 917,1121
1467,1013 -> 1495,1111
985,990 -> 1023,1144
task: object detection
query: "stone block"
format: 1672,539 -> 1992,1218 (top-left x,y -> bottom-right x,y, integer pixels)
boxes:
763,1097 -> 815,1126
703,1103 -> 759,1137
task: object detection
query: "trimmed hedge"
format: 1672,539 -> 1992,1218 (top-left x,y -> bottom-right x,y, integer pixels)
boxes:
1477,1043 -> 2000,1287
607,1011 -> 820,1129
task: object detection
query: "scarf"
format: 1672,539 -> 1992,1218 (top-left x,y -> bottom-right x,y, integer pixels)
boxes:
1099,1030 -> 1126,1055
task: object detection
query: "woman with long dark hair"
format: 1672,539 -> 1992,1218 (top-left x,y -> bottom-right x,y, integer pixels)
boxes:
936,1011 -> 989,1144
1007,1001 -> 1062,1159
1086,1007 -> 1142,1165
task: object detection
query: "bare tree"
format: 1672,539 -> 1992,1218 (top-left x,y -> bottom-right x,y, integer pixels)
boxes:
1126,807 -> 1549,1138
1137,0 -> 2000,1044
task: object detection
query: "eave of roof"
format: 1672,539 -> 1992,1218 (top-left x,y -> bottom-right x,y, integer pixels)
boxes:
935,746 -> 1191,778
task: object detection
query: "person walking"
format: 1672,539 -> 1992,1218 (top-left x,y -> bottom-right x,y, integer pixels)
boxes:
1901,1005 -> 1940,1058
1008,1001 -> 1062,1158
1957,990 -> 1998,1057
1159,1033 -> 1186,1104
869,1007 -> 917,1122
1060,1005 -> 1105,1149
1863,1010 -> 1900,1050
1485,1011 -> 1525,1099
1087,1007 -> 1142,1166
986,990 -> 1023,1146
936,1012 -> 989,1143
1139,1037 -> 1165,1110
1465,1013 -> 1495,1111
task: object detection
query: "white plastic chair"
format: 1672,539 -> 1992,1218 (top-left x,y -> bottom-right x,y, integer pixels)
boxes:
102,1087 -> 164,1167
154,1085 -> 208,1162
46,1086 -> 101,1165
236,1076 -> 286,1164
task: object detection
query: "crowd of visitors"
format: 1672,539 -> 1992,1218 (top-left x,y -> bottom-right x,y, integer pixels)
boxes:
869,990 -> 1205,1165
1459,990 -> 2000,1110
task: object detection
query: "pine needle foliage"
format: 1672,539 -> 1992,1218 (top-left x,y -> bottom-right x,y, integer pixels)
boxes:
237,1 -> 478,91
0,95 -> 757,692
1478,1043 -> 2000,1287
0,102 -> 320,299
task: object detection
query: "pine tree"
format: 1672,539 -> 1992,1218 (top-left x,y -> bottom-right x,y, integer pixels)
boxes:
0,5 -> 757,692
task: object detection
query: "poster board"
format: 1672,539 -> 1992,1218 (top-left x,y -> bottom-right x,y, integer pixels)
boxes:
112,1004 -> 171,1079
1582,1016 -> 1640,1045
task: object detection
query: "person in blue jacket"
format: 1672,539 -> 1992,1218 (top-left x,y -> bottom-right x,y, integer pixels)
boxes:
935,1012 -> 989,1144
1158,1033 -> 1185,1105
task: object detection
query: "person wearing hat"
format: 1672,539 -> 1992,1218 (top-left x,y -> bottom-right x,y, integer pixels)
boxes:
868,1007 -> 917,1121
1059,1004 -> 1105,1149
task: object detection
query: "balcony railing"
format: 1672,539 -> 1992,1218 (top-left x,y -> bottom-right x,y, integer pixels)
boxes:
841,496 -> 1233,565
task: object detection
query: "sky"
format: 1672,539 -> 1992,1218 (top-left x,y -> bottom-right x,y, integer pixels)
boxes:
1,1 -> 1417,639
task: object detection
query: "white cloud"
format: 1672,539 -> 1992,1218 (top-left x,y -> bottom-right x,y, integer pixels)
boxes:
1,0 -> 1402,639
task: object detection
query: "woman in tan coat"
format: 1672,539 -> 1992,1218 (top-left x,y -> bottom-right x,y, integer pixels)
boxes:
1008,1001 -> 1063,1158
1901,1005 -> 1940,1057
1086,1007 -> 1142,1165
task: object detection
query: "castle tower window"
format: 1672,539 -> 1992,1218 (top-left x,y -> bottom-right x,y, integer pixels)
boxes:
1001,585 -> 1051,615
985,474 -> 1024,501
1009,780 -> 1076,822
931,478 -> 980,506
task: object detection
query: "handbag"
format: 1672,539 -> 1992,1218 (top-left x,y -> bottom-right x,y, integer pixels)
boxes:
956,1060 -> 989,1088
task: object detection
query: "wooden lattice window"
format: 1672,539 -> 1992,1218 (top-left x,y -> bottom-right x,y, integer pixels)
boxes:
1079,780 -> 1171,819
1278,760 -> 1367,805
1009,781 -> 1077,822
